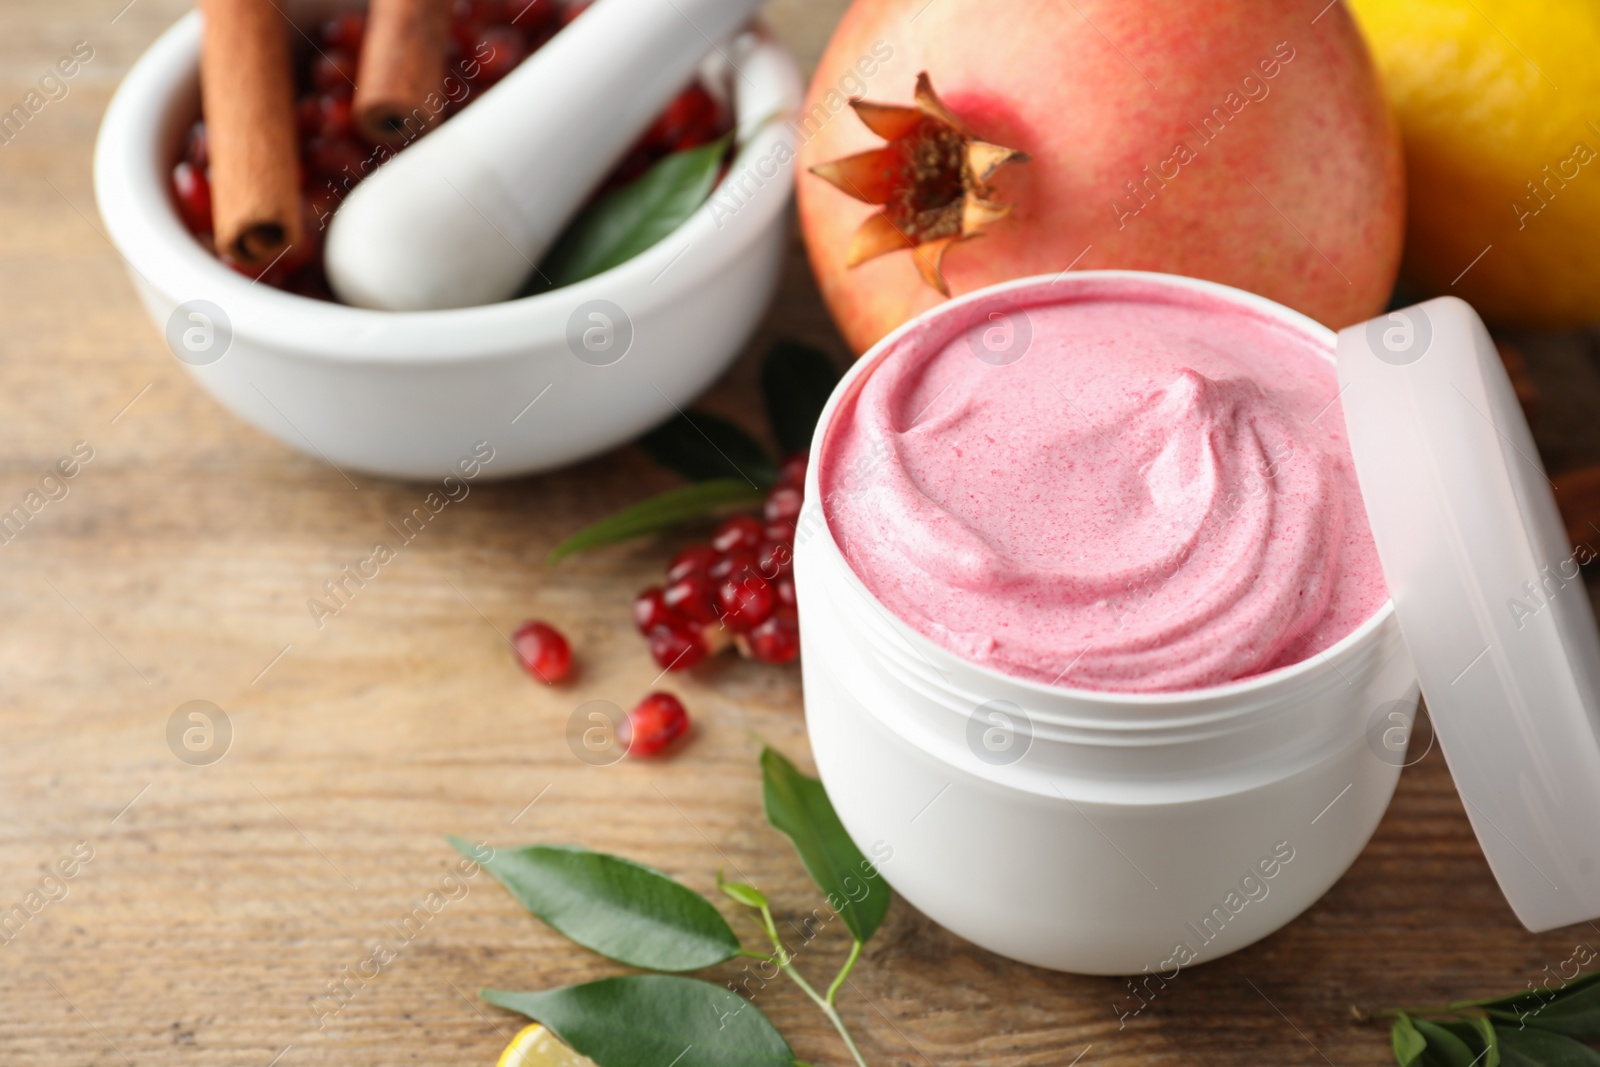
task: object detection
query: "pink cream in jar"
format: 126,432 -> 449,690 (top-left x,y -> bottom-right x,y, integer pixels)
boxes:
818,276 -> 1389,693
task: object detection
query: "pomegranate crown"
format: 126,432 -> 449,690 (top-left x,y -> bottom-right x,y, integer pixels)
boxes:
809,72 -> 1030,296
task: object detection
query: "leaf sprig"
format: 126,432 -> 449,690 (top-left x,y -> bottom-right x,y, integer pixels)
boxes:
522,134 -> 733,296
457,746 -> 891,1067
547,341 -> 843,562
1384,960 -> 1600,1066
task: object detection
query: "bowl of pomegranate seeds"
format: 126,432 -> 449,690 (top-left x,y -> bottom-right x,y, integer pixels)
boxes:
93,0 -> 801,479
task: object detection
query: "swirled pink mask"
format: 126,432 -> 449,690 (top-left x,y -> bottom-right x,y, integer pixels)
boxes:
818,279 -> 1388,693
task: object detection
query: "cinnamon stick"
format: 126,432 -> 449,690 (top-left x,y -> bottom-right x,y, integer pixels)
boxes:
354,0 -> 452,144
198,0 -> 303,268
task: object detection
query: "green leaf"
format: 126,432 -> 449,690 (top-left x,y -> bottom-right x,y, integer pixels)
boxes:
1496,1026 -> 1600,1067
543,135 -> 731,287
1472,1017 -> 1503,1067
761,341 -> 842,456
1465,1017 -> 1504,1067
483,975 -> 793,1067
760,746 -> 890,943
1479,974 -> 1600,1039
450,838 -> 741,972
716,870 -> 769,910
1413,1019 -> 1478,1067
1462,971 -> 1600,1014
1394,1014 -> 1428,1067
639,410 -> 778,485
1492,983 -> 1600,1039
547,478 -> 765,562
1432,1020 -> 1501,1067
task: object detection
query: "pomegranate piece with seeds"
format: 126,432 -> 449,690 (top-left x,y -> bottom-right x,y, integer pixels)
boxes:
633,586 -> 677,634
511,619 -> 572,683
624,692 -> 690,757
629,451 -> 809,669
757,539 -> 793,578
707,548 -> 757,584
763,485 -> 802,524
777,452 -> 808,488
663,574 -> 719,624
743,608 -> 799,664
711,515 -> 763,554
667,544 -> 717,582
717,570 -> 774,632
648,621 -> 708,672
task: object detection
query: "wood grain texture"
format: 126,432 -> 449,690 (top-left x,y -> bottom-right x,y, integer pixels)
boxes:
3,3 -> 1600,1066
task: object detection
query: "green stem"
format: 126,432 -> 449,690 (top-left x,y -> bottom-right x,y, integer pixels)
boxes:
1374,1005 -> 1490,1021
826,940 -> 863,1007
757,905 -> 871,1067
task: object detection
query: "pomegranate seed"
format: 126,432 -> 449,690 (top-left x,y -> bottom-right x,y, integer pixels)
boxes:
184,120 -> 209,170
757,540 -> 793,579
667,544 -> 717,583
305,135 -> 369,183
763,519 -> 797,543
508,0 -> 559,30
648,622 -> 707,671
320,10 -> 366,51
284,264 -> 336,301
717,570 -> 775,632
511,620 -> 572,683
471,26 -> 528,86
296,95 -> 321,140
306,187 -> 341,232
452,0 -> 509,26
778,452 -> 809,488
708,548 -> 757,583
633,586 -> 679,634
172,162 -> 213,235
745,609 -> 800,664
763,485 -> 803,524
312,49 -> 359,93
522,21 -> 559,52
642,84 -> 717,149
663,574 -> 719,624
315,92 -> 354,139
711,515 -> 763,554
274,227 -> 316,274
775,574 -> 797,608
623,692 -> 689,757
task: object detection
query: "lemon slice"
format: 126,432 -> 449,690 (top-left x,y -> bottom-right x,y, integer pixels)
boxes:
496,1023 -> 600,1067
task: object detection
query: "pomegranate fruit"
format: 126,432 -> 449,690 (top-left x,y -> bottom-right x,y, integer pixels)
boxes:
796,0 -> 1405,354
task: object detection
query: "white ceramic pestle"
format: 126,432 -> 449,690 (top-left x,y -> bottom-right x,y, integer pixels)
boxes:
325,0 -> 767,311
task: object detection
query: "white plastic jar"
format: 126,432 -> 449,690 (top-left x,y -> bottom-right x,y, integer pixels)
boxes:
794,271 -> 1419,975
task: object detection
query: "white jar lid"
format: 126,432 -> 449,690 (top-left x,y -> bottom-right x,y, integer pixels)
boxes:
1337,296 -> 1600,932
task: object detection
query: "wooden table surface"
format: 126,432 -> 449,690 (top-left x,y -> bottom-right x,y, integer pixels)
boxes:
6,3 -> 1600,1065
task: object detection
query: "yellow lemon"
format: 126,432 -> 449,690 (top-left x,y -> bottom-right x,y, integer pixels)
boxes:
1348,0 -> 1600,327
496,1024 -> 598,1067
